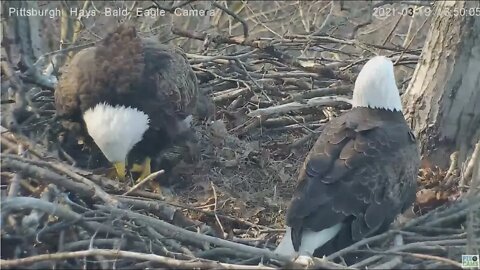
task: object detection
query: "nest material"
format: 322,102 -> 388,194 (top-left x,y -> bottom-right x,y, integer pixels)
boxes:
1,135 -> 478,269
1,100 -> 478,270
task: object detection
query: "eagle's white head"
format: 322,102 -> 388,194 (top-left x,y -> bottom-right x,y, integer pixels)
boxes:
83,103 -> 150,173
352,56 -> 402,112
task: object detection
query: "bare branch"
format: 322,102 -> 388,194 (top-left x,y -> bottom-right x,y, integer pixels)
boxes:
122,170 -> 165,196
0,249 -> 275,269
2,154 -> 121,207
1,197 -> 121,237
212,2 -> 249,39
247,96 -> 351,118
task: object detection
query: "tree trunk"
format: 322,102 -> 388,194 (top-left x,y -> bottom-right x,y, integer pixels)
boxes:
402,0 -> 480,171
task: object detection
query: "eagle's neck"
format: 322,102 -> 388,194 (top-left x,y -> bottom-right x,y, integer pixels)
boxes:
82,103 -> 150,162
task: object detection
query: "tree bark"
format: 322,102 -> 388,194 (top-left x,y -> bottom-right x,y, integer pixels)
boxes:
402,0 -> 480,170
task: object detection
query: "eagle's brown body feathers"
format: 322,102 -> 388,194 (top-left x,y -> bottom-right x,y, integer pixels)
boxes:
286,107 -> 419,262
55,24 -> 199,167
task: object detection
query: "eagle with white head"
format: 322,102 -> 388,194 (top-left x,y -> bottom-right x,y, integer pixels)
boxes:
274,56 -> 420,264
54,24 -> 199,192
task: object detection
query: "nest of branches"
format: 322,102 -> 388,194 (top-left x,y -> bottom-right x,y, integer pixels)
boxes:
1,133 -> 478,269
2,16 -> 479,270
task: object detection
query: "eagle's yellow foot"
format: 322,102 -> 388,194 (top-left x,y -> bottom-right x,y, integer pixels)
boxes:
130,157 -> 162,194
113,162 -> 127,181
131,157 -> 151,180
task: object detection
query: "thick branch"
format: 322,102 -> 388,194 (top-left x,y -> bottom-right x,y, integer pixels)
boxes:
248,96 -> 351,118
0,249 -> 274,269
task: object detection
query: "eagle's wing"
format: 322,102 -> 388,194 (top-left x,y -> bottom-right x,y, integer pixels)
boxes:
54,47 -> 99,118
142,41 -> 198,120
94,24 -> 145,99
55,24 -> 199,124
55,24 -> 145,118
286,111 -> 418,251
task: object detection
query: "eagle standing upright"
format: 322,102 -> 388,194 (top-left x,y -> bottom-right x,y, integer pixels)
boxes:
274,56 -> 420,263
54,24 -> 199,191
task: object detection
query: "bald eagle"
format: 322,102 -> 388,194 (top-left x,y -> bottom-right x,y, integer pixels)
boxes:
54,24 -> 198,189
274,56 -> 420,263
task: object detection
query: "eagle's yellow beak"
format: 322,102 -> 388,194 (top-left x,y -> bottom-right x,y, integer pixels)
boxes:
113,162 -> 126,180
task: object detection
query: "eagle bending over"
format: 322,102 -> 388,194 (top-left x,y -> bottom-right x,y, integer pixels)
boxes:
54,24 -> 199,191
275,56 -> 420,264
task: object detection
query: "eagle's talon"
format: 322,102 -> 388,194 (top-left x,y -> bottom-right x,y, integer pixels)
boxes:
130,157 -> 164,194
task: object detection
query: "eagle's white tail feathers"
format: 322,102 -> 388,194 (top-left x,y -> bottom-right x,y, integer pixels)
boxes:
275,227 -> 296,257
352,56 -> 402,112
83,103 -> 150,162
275,224 -> 342,258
